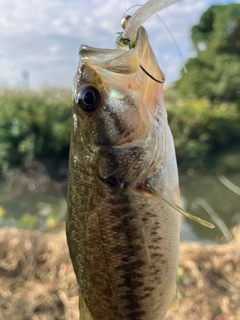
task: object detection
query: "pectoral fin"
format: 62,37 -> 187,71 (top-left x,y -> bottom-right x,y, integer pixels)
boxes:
79,294 -> 94,320
146,183 -> 215,229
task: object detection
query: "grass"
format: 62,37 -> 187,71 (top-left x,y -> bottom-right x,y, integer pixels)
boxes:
0,228 -> 239,320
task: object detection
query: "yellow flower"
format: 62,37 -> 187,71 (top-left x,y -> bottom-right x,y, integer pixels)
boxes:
46,216 -> 58,229
0,207 -> 6,218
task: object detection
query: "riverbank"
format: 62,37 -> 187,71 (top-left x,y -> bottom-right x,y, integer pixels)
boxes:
0,88 -> 239,178
0,229 -> 239,320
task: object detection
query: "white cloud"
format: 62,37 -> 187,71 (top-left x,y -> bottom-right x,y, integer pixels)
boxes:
0,0 -> 239,88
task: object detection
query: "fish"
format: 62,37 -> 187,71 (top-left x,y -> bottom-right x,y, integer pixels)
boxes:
67,27 -> 180,320
66,1 -> 214,320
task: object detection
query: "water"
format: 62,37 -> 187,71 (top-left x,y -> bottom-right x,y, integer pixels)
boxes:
0,171 -> 239,243
179,172 -> 240,243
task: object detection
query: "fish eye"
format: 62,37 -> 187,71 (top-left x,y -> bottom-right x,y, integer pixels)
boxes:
76,86 -> 101,113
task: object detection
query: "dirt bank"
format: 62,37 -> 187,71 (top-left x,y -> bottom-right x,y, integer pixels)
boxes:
0,229 -> 239,320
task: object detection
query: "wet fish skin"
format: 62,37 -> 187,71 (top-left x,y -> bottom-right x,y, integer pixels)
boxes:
66,26 -> 181,320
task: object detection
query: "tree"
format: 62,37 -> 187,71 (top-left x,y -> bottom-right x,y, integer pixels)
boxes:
175,4 -> 240,103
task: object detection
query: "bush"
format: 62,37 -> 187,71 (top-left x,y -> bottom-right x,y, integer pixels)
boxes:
0,88 -> 72,175
0,87 -> 239,176
165,91 -> 240,170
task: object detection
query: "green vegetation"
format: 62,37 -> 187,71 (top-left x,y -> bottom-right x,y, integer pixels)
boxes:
0,87 -> 238,176
165,90 -> 240,171
167,3 -> 240,170
16,199 -> 67,230
175,3 -> 240,103
0,88 -> 71,176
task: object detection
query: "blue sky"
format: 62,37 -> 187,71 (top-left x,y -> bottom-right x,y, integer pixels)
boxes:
0,0 -> 239,89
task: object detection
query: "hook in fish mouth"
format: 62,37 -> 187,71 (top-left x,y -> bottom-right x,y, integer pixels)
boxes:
140,64 -> 165,83
120,15 -> 165,84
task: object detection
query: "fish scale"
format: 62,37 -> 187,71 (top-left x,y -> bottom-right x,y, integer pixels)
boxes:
66,26 -> 181,320
68,170 -> 179,319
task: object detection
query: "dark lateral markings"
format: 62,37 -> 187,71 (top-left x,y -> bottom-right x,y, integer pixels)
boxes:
151,252 -> 164,259
116,261 -> 143,273
126,310 -> 146,319
148,243 -> 162,250
144,286 -> 155,293
118,272 -> 144,290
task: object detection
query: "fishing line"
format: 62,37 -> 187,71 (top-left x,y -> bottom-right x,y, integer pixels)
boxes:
140,64 -> 165,83
155,13 -> 187,74
122,3 -> 187,74
122,4 -> 143,18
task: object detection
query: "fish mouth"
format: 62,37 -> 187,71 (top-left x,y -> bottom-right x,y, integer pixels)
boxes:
79,26 -> 165,81
79,44 -> 140,75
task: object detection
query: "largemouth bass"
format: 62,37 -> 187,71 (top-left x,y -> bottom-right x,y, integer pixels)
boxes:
67,23 -> 180,319
66,2 -> 214,319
